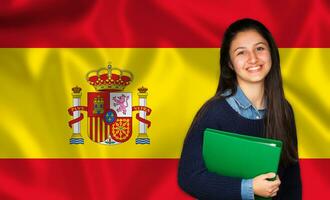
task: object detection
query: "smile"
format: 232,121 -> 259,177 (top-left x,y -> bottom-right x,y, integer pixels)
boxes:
247,65 -> 263,72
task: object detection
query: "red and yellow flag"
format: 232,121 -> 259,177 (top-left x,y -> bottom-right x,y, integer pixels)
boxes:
0,0 -> 329,199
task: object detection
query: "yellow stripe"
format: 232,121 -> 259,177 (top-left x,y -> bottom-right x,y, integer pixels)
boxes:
0,48 -> 328,158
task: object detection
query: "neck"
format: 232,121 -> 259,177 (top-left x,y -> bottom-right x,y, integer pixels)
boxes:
238,81 -> 265,109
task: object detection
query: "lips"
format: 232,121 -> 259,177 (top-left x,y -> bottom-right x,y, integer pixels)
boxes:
246,65 -> 263,72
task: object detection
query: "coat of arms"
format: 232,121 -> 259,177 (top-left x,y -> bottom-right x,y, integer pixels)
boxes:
68,64 -> 152,145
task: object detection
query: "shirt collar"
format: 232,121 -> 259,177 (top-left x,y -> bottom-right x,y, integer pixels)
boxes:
232,86 -> 254,110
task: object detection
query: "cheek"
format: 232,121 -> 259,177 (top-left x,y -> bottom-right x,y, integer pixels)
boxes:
232,57 -> 246,70
262,53 -> 272,73
259,51 -> 272,64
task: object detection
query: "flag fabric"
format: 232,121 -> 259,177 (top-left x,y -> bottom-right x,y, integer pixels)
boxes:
0,0 -> 329,199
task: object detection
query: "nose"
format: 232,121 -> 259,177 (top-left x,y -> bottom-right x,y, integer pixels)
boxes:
248,51 -> 258,64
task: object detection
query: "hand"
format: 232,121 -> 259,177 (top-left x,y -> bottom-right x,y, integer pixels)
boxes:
253,173 -> 281,198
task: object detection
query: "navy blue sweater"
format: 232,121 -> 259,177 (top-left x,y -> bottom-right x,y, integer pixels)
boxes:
178,98 -> 302,200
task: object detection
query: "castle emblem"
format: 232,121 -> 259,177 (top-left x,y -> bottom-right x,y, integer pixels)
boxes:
68,64 -> 152,145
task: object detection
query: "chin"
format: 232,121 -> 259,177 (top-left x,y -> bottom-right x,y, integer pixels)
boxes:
243,77 -> 266,84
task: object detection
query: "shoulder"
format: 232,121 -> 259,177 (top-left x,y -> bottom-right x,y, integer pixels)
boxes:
185,97 -> 230,140
198,96 -> 229,118
191,96 -> 232,129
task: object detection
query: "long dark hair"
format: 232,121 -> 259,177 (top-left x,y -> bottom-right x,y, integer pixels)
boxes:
196,18 -> 298,165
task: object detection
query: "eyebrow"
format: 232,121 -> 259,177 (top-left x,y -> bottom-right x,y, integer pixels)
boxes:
233,47 -> 245,52
255,42 -> 267,46
233,42 -> 267,53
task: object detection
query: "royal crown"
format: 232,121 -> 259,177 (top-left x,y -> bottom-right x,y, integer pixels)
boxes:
86,64 -> 133,92
138,86 -> 148,93
72,86 -> 82,93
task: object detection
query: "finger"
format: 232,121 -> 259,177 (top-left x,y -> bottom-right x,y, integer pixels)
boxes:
270,191 -> 278,197
270,188 -> 279,197
267,172 -> 276,179
270,179 -> 280,187
276,175 -> 281,185
270,186 -> 279,193
274,179 -> 281,186
274,175 -> 279,181
268,185 -> 279,194
269,182 -> 280,192
262,172 -> 276,179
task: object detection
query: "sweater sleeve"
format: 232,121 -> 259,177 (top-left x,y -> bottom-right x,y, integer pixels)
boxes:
178,101 -> 242,200
279,103 -> 302,199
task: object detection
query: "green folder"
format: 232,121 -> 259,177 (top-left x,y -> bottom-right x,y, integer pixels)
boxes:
202,128 -> 282,200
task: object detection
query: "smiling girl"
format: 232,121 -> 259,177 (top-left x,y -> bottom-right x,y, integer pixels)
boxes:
178,18 -> 302,200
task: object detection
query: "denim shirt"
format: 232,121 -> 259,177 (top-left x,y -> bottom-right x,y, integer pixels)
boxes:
222,86 -> 266,200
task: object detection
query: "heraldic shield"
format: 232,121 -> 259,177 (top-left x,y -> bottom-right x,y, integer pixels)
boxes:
87,92 -> 132,144
68,64 -> 152,145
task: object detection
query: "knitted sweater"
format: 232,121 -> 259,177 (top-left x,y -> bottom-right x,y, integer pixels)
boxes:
178,98 -> 302,200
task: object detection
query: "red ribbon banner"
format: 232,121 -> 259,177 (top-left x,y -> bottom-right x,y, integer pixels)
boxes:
132,106 -> 152,128
67,106 -> 88,128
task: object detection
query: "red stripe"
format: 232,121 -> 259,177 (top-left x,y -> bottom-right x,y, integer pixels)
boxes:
89,117 -> 93,140
94,117 -> 98,143
0,159 -> 191,200
0,0 -> 328,47
300,159 -> 330,199
0,159 -> 328,199
105,123 -> 108,140
109,124 -> 113,141
100,119 -> 103,142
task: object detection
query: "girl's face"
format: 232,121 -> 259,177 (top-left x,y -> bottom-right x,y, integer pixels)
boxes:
229,30 -> 272,86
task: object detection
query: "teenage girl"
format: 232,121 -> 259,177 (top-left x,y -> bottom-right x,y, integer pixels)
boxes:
178,18 -> 302,200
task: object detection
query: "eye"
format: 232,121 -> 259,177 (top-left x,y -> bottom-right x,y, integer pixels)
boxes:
256,46 -> 265,51
237,51 -> 244,56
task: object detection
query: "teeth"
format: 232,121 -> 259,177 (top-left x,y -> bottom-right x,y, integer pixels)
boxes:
247,65 -> 262,71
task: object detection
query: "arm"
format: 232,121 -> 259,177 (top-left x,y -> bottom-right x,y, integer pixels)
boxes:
241,179 -> 254,200
178,101 -> 242,200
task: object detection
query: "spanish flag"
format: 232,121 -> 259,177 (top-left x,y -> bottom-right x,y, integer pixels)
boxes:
0,0 -> 329,199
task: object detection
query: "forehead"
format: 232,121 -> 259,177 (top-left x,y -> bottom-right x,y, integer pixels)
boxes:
230,30 -> 268,49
